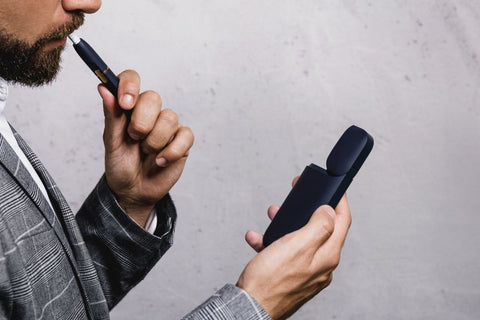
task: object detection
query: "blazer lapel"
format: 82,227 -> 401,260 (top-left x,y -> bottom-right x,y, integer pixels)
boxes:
1,129 -> 88,267
10,131 -> 82,252
11,129 -> 99,318
0,133 -> 61,232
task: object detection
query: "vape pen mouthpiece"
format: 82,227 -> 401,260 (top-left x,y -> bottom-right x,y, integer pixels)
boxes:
68,34 -> 81,45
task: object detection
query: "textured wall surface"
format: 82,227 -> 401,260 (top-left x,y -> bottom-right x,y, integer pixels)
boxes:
6,1 -> 480,319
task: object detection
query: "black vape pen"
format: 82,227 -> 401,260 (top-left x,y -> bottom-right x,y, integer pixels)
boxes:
68,34 -> 119,97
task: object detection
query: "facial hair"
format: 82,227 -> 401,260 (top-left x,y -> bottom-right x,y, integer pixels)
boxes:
0,13 -> 84,87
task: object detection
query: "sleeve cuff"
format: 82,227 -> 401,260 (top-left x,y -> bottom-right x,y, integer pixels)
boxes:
182,284 -> 272,320
76,175 -> 178,308
217,284 -> 272,320
95,175 -> 176,250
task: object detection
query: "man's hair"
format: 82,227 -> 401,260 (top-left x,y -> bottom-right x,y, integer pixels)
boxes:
0,13 -> 84,86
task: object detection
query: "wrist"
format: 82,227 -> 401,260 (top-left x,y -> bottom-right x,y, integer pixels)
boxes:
217,284 -> 273,320
236,279 -> 272,319
117,198 -> 155,227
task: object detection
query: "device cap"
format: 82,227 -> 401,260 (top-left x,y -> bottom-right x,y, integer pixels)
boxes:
326,125 -> 374,176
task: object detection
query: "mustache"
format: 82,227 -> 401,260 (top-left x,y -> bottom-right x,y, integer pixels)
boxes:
34,12 -> 85,48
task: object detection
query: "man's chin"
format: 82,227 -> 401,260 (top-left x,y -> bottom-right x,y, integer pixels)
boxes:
0,30 -> 65,87
14,72 -> 61,87
2,47 -> 63,87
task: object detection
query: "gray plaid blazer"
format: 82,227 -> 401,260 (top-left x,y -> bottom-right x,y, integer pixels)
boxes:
0,129 -> 271,320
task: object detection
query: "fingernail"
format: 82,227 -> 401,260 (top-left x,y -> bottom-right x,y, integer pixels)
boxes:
156,157 -> 167,167
121,94 -> 134,108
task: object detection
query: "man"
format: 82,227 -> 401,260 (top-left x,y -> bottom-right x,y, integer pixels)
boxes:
0,1 -> 352,319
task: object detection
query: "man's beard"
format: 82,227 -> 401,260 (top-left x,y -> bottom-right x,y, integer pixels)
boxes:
0,13 -> 84,87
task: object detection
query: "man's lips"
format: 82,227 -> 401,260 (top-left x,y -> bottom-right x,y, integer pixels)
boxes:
41,37 -> 67,52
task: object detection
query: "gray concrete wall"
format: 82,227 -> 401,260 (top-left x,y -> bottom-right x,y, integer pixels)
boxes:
6,1 -> 480,319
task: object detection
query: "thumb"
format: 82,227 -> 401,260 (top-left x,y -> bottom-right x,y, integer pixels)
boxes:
98,84 -> 128,153
299,205 -> 336,251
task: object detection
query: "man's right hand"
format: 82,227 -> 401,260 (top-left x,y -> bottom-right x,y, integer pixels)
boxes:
236,191 -> 351,320
99,70 -> 194,226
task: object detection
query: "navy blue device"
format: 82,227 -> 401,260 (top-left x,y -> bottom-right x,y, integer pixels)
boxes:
71,37 -> 119,97
69,36 -> 132,119
263,125 -> 373,247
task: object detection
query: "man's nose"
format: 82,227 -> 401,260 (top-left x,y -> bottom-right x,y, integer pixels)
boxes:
62,0 -> 102,14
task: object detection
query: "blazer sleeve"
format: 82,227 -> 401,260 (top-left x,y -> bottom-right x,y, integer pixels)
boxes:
0,240 -> 13,319
182,284 -> 272,320
75,175 -> 177,310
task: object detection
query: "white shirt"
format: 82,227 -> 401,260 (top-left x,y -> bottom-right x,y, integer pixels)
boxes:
0,78 -> 156,233
0,78 -> 55,211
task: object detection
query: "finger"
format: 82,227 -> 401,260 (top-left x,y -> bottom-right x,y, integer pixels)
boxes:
155,126 -> 194,167
329,194 -> 352,250
245,230 -> 265,253
99,84 -> 127,153
296,205 -> 335,252
310,196 -> 351,270
117,69 -> 141,111
324,273 -> 333,288
267,205 -> 280,221
127,90 -> 162,141
291,176 -> 300,187
140,109 -> 179,154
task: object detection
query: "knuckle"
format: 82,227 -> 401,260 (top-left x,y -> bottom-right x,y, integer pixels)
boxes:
325,273 -> 333,286
120,70 -> 140,91
323,204 -> 335,215
142,90 -> 162,106
165,145 -> 185,160
145,136 -> 166,151
122,86 -> 139,100
326,252 -> 341,270
182,127 -> 195,146
317,273 -> 331,284
331,253 -> 341,268
121,69 -> 140,79
129,120 -> 150,136
122,82 -> 138,95
123,68 -> 138,75
314,272 -> 334,289
327,274 -> 333,286
319,218 -> 334,236
160,109 -> 178,125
